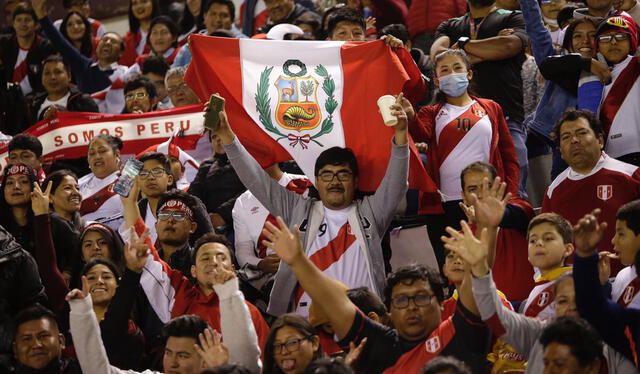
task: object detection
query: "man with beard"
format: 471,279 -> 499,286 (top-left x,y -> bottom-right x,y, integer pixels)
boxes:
430,0 -> 529,198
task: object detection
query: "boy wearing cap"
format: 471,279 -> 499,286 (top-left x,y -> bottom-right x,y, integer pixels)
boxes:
596,14 -> 640,166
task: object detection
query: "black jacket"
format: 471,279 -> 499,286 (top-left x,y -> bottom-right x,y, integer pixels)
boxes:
0,225 -> 47,372
0,34 -> 55,96
27,87 -> 99,124
257,4 -> 318,34
15,359 -> 81,374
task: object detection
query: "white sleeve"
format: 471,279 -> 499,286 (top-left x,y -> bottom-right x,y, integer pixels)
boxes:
214,277 -> 262,373
233,198 -> 261,267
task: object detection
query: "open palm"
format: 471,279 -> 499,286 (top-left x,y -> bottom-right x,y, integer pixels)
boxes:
441,221 -> 489,268
261,217 -> 303,266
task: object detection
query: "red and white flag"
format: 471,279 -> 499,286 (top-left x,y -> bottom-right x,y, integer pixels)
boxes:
0,105 -> 206,171
185,35 -> 431,193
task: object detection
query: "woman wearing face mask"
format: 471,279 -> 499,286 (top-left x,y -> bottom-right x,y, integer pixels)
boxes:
264,314 -> 324,374
79,134 -> 125,230
405,49 -> 519,227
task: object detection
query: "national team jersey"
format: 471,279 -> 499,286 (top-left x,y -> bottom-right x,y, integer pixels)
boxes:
295,207 -> 375,317
435,101 -> 492,201
542,154 -> 640,274
612,265 -> 640,309
79,171 -> 124,230
90,63 -> 131,114
521,267 -> 572,320
12,48 -> 32,95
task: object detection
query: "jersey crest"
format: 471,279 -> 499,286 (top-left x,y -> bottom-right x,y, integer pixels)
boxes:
597,185 -> 613,201
425,336 -> 441,353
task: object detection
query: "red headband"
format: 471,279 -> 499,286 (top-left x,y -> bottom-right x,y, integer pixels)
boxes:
6,164 -> 31,178
159,199 -> 193,219
83,223 -> 113,240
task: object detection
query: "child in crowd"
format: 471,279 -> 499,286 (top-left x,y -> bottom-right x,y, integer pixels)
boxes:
611,200 -> 640,308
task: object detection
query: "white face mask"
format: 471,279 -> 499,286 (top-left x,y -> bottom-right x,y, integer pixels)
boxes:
543,15 -> 559,28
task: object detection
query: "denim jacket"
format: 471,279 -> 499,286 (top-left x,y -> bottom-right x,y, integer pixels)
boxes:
520,0 -> 576,142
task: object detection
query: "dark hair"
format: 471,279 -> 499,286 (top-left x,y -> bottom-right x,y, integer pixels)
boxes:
209,29 -> 234,38
204,0 -> 236,21
539,316 -> 603,368
161,314 -> 209,342
157,189 -> 214,247
139,151 -> 173,175
264,314 -> 323,374
303,358 -> 354,374
561,17 -> 599,52
14,303 -> 59,336
12,3 -> 36,22
0,163 -> 38,231
42,169 -> 83,230
42,54 -> 71,75
616,199 -> 640,275
383,264 -> 446,309
314,147 -> 359,177
552,272 -> 574,295
128,0 -> 160,33
347,287 -> 388,316
102,31 -> 126,52
460,162 -> 498,190
553,108 -> 603,145
63,0 -> 88,8
124,76 -> 158,99
80,223 -> 126,273
147,15 -> 179,51
557,5 -> 579,29
192,232 -> 234,265
420,356 -> 472,374
432,49 -> 473,104
528,213 -> 573,244
141,54 -> 171,76
60,10 -> 93,58
180,0 -> 205,35
201,364 -> 252,374
379,24 -> 410,45
88,134 -> 124,153
81,257 -> 122,282
326,7 -> 365,38
8,134 -> 43,157
294,12 -> 322,37
319,3 -> 347,39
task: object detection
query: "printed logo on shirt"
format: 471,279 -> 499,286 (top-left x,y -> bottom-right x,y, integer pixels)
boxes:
425,336 -> 441,353
250,206 -> 260,214
597,185 -> 613,201
537,291 -> 550,307
624,285 -> 635,305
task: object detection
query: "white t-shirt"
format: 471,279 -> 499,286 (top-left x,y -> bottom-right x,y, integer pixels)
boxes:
38,92 -> 71,118
436,101 -> 492,201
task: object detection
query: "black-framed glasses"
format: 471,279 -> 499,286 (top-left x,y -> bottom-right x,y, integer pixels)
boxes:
391,294 -> 435,309
273,336 -> 312,354
138,168 -> 166,179
157,211 -> 189,222
318,170 -> 352,182
597,33 -> 630,43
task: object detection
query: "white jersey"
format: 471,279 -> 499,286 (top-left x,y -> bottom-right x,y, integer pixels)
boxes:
295,206 -> 374,317
232,173 -> 308,267
13,48 -> 32,95
436,101 -> 492,201
79,171 -> 124,230
612,265 -> 640,309
90,62 -> 131,114
520,267 -> 572,321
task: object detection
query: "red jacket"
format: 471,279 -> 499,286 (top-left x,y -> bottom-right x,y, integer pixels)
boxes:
120,30 -> 151,67
372,0 -> 408,30
409,97 -> 520,214
407,0 -> 467,37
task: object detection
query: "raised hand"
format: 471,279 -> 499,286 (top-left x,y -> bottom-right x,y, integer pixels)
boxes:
598,252 -> 612,285
119,178 -> 140,207
31,181 -> 52,216
345,337 -> 367,368
65,275 -> 90,302
124,228 -> 151,273
204,93 -> 235,144
257,254 -> 281,274
441,221 -> 489,277
210,267 -> 236,286
261,216 -> 304,266
30,0 -> 47,20
573,209 -> 607,257
195,329 -> 229,369
468,177 -> 511,228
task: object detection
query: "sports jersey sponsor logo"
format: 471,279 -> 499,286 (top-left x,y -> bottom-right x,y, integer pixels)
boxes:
624,285 -> 635,304
250,206 -> 260,214
425,336 -> 440,353
597,185 -> 613,201
537,291 -> 550,307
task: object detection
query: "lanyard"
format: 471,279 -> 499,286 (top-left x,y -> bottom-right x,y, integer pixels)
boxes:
468,8 -> 496,40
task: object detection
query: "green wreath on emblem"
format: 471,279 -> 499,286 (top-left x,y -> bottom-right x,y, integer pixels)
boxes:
256,64 -> 337,147
283,59 -> 307,77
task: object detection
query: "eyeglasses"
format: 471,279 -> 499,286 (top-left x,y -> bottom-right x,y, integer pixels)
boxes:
273,336 -> 312,354
157,211 -> 189,222
390,294 -> 435,309
138,168 -> 166,179
318,170 -> 352,182
124,92 -> 148,101
167,83 -> 189,94
597,33 -> 630,43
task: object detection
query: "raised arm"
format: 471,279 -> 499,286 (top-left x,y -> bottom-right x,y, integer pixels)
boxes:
262,217 -> 358,340
518,0 -> 556,63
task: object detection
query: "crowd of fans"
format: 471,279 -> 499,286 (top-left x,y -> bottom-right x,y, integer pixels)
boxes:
1,0 -> 640,373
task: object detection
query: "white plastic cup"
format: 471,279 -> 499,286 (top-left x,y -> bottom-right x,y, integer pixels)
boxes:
377,95 -> 398,126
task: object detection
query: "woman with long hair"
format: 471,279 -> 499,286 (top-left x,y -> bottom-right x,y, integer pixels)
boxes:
0,163 -> 38,255
121,0 -> 160,66
79,222 -> 126,274
178,0 -> 203,42
60,10 -> 95,58
264,314 -> 324,374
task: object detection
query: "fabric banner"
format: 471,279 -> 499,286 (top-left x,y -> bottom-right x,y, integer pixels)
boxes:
0,104 -> 206,170
185,34 -> 430,192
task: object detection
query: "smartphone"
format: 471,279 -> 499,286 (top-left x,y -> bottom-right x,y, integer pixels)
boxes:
113,159 -> 143,197
204,94 -> 225,132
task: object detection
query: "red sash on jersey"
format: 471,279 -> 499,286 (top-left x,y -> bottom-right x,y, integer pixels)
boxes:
295,222 -> 357,303
255,178 -> 312,258
617,276 -> 640,307
91,77 -> 126,101
524,282 -> 555,317
436,102 -> 487,164
382,318 -> 456,373
80,182 -> 116,215
600,58 -> 640,138
11,58 -> 28,84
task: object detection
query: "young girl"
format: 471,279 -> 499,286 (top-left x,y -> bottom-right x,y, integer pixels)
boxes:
60,10 -> 95,58
263,314 -> 324,374
121,0 -> 160,66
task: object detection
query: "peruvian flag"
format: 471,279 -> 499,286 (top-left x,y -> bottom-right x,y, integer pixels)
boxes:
185,34 -> 432,193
